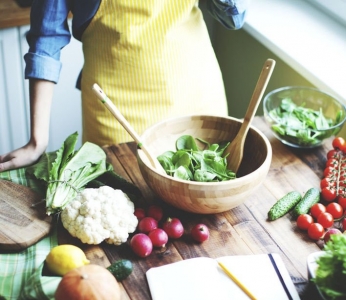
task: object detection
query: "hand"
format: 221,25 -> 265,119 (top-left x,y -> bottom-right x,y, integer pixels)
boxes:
0,141 -> 46,172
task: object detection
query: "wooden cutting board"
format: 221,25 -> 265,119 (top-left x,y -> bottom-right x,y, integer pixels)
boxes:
0,179 -> 52,252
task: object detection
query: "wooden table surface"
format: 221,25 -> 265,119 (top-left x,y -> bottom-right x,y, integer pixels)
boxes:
58,116 -> 330,300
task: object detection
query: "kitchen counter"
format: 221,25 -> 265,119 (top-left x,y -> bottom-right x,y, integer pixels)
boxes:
56,116 -> 330,299
0,0 -> 31,29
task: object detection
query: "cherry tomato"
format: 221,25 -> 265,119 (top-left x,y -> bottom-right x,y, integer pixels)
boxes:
310,203 -> 326,219
320,178 -> 336,189
327,149 -> 339,159
321,187 -> 337,202
296,214 -> 314,231
339,180 -> 346,187
338,196 -> 346,210
325,158 -> 339,169
317,212 -> 334,229
307,223 -> 325,240
326,202 -> 344,219
338,187 -> 346,196
323,167 -> 337,178
332,137 -> 346,151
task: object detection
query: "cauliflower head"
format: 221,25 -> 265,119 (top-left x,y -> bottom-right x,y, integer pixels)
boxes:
61,186 -> 138,245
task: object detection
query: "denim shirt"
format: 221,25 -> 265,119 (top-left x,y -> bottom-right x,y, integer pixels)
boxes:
24,0 -> 248,84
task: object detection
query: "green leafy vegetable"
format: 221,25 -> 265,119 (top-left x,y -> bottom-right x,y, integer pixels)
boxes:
313,234 -> 346,300
269,98 -> 343,146
157,135 -> 236,182
27,132 -> 108,215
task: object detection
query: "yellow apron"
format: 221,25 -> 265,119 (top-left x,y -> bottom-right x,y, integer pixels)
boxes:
81,0 -> 228,145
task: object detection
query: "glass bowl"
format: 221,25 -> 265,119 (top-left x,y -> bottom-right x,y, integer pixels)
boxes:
263,86 -> 346,148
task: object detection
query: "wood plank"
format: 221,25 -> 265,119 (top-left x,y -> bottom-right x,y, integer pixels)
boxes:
101,117 -> 332,299
249,117 -> 326,297
107,143 -> 162,206
54,116 -> 330,300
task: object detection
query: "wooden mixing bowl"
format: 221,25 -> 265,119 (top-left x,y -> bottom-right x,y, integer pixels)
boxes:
137,115 -> 272,214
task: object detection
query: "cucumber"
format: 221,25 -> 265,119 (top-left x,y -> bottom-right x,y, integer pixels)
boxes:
292,187 -> 320,218
268,191 -> 302,221
107,259 -> 133,281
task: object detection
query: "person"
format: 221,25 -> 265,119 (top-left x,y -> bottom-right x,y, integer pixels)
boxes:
0,0 -> 249,172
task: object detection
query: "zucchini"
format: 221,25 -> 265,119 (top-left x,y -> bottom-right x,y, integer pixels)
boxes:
292,187 -> 320,218
96,169 -> 142,201
107,259 -> 133,281
86,179 -> 106,189
268,191 -> 302,221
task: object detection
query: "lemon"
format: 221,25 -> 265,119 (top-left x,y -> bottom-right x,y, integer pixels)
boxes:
45,244 -> 90,276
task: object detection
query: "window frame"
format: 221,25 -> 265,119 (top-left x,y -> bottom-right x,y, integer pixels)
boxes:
304,0 -> 346,26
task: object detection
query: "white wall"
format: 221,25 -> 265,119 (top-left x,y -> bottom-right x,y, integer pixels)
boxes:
0,22 -> 83,155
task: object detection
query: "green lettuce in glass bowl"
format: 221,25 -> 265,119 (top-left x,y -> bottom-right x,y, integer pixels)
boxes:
263,86 -> 346,148
307,234 -> 346,300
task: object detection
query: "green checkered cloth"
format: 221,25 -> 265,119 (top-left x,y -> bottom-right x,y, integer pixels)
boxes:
0,169 -> 60,300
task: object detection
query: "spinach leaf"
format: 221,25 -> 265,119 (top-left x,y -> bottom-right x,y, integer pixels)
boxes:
158,135 -> 236,182
269,98 -> 342,146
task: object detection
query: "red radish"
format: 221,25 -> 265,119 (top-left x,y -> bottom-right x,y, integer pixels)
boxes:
324,228 -> 342,244
162,217 -> 184,239
191,224 -> 209,242
138,217 -> 158,233
148,228 -> 168,247
147,205 -> 164,221
134,208 -> 146,221
130,233 -> 153,257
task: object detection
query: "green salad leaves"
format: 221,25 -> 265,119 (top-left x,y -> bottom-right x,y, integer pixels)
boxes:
268,98 -> 343,146
27,132 -> 108,215
157,135 -> 236,182
313,234 -> 346,300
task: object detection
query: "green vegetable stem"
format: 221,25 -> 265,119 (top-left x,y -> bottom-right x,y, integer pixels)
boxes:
27,132 -> 108,215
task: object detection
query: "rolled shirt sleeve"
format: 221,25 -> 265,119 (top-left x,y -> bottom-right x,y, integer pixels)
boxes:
207,0 -> 249,30
24,0 -> 72,83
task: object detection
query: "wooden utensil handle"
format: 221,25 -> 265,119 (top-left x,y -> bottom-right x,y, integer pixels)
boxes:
92,84 -> 142,143
92,84 -> 163,172
240,59 -> 276,135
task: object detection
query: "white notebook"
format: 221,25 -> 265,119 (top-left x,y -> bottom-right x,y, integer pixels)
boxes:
146,253 -> 300,300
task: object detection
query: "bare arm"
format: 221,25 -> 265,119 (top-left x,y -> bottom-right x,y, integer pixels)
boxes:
0,79 -> 54,171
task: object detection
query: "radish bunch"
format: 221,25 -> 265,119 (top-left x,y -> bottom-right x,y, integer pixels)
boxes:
130,205 -> 209,257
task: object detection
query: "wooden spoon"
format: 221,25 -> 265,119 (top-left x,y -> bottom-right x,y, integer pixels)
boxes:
224,59 -> 276,173
92,83 -> 166,174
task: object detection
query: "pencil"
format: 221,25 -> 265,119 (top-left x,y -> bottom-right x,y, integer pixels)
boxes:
217,261 -> 257,300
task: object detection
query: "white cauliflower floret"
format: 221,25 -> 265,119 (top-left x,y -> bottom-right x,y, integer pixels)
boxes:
61,186 -> 138,245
